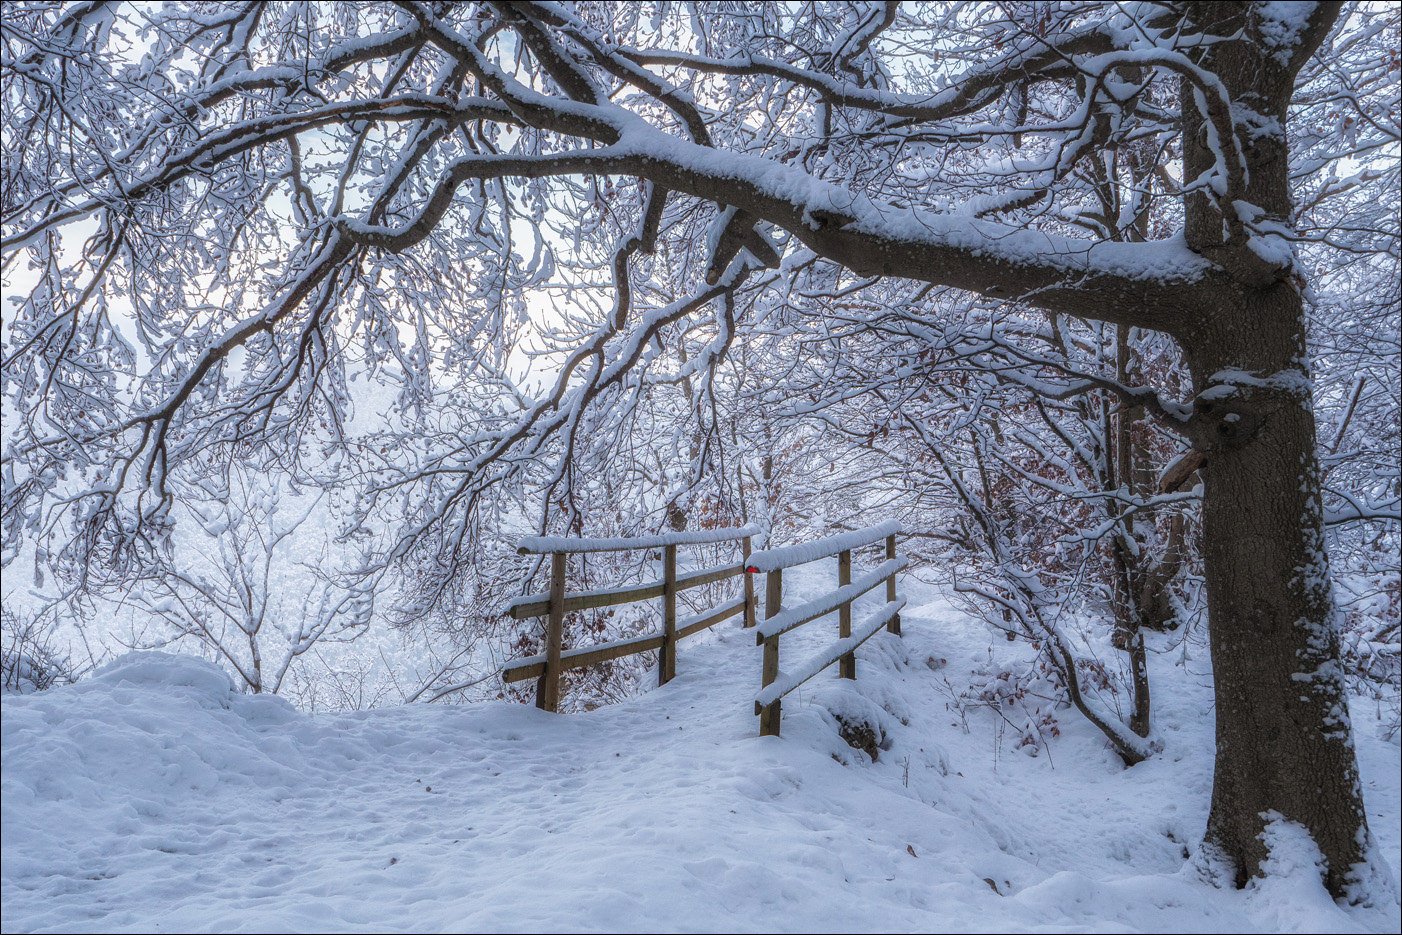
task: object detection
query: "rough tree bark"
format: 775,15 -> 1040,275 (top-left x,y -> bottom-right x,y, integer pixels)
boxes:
1171,1 -> 1370,893
1185,283 -> 1367,893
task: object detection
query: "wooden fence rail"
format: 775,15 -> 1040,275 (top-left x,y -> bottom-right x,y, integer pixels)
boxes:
501,526 -> 759,711
499,520 -> 905,735
745,521 -> 905,737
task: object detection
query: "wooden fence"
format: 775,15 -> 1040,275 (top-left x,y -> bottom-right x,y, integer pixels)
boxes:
500,521 -> 905,736
501,526 -> 759,711
745,521 -> 906,736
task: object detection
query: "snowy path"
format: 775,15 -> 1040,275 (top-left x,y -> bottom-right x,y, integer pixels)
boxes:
4,564 -> 1399,933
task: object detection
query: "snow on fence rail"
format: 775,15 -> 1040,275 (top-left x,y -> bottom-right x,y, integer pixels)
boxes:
750,522 -> 905,737
502,527 -> 758,711
516,524 -> 761,555
741,519 -> 900,574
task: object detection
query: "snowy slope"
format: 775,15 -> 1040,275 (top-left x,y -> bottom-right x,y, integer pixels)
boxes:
3,564 -> 1399,934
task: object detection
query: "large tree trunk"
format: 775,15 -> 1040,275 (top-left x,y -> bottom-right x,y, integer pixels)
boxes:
1175,2 -> 1371,897
1185,283 -> 1369,895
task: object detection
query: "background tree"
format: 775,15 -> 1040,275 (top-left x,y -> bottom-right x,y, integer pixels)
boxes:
127,460 -> 375,695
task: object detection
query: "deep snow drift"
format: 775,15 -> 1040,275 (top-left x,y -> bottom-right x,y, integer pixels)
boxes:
3,567 -> 1399,933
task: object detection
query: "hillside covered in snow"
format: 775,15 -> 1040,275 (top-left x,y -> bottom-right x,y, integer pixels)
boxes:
4,568 -> 1398,934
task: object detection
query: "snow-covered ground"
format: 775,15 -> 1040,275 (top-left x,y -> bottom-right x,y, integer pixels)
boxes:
3,565 -> 1399,933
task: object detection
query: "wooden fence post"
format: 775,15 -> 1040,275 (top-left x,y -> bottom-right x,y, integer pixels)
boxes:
838,548 -> 854,679
742,536 -> 757,628
538,551 -> 567,712
659,543 -> 678,685
760,568 -> 783,736
885,533 -> 901,635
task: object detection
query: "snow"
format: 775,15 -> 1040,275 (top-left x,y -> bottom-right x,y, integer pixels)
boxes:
744,520 -> 901,573
517,524 -> 760,554
4,564 -> 1399,934
1204,367 -> 1315,398
1257,1 -> 1316,64
624,118 -> 1215,284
